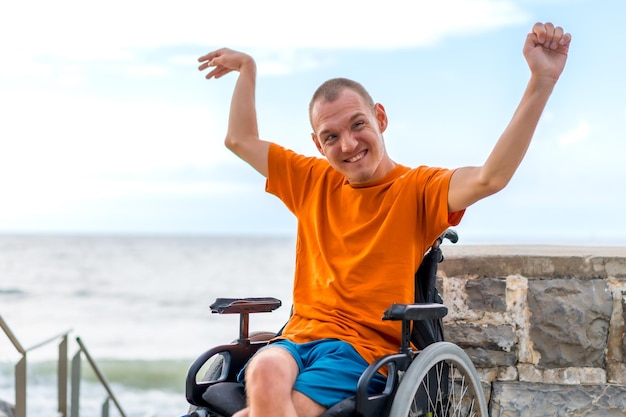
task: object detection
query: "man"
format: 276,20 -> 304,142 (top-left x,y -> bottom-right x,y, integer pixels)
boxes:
198,22 -> 571,417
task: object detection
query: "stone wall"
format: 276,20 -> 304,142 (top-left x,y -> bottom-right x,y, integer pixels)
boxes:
438,245 -> 626,416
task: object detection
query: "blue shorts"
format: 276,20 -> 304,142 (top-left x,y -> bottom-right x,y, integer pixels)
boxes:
237,338 -> 386,408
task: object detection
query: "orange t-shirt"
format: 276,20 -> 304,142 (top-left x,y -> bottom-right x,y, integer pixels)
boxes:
266,143 -> 464,365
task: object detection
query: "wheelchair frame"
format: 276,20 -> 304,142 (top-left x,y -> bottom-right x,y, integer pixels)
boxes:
185,230 -> 488,417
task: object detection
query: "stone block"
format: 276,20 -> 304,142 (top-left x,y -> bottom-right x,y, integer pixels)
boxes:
490,381 -> 626,417
478,366 -> 518,382
622,288 -> 626,359
527,278 -> 612,368
517,364 -> 542,382
541,367 -> 606,384
465,277 -> 507,312
445,323 -> 516,367
607,279 -> 625,368
608,362 -> 626,385
463,347 -> 516,368
495,366 -> 518,381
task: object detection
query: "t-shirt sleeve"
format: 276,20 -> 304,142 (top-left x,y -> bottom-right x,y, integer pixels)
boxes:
446,169 -> 465,226
416,166 -> 465,245
265,142 -> 324,214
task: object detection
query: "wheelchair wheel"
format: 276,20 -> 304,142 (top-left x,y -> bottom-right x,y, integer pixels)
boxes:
388,342 -> 488,417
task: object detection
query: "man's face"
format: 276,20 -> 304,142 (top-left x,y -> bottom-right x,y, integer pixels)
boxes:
310,89 -> 394,185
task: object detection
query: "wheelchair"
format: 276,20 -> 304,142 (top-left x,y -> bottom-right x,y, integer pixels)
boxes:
185,230 -> 488,417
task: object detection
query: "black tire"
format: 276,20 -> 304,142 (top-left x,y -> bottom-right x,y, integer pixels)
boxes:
388,342 -> 488,417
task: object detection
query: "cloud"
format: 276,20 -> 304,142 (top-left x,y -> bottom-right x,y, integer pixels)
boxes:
254,50 -> 336,76
557,121 -> 590,146
0,0 -> 533,85
0,91 -> 229,181
0,89 -> 239,228
125,64 -> 171,77
1,0 -> 529,61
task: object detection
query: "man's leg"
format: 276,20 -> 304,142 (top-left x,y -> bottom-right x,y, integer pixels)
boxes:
233,346 -> 327,417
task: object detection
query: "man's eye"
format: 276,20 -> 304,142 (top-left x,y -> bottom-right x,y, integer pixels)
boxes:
325,135 -> 337,142
353,121 -> 365,129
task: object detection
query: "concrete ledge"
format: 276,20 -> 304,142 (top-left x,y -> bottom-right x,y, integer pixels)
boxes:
441,245 -> 626,278
442,245 -> 626,258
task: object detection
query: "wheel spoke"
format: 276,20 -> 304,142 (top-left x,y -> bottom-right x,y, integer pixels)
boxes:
388,343 -> 487,417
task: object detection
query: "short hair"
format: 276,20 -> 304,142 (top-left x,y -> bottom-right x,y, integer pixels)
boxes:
309,78 -> 375,127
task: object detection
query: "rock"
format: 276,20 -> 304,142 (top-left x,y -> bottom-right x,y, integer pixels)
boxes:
490,381 -> 626,416
527,278 -> 613,368
445,323 -> 516,367
465,277 -> 507,312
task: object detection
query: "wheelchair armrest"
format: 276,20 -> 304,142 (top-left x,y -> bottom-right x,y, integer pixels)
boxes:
383,303 -> 448,322
185,341 -> 268,407
355,353 -> 411,417
211,297 -> 282,314
210,297 -> 282,341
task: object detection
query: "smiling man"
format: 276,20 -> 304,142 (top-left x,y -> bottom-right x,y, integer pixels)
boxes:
197,22 -> 571,417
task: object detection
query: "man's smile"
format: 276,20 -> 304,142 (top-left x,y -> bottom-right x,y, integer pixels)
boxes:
345,150 -> 367,163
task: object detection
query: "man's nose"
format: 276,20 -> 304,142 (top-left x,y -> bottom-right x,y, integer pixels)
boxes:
340,132 -> 358,153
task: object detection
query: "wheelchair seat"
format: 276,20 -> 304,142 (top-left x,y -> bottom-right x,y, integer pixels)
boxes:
201,382 -> 358,417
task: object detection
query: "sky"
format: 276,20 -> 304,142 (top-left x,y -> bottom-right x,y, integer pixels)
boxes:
0,0 -> 624,245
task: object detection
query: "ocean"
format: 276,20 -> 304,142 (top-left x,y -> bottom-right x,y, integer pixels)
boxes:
0,234 -> 297,417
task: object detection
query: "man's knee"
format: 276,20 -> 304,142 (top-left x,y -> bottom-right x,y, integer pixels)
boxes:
245,346 -> 298,388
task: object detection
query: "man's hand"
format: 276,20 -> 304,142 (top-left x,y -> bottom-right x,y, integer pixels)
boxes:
198,48 -> 255,79
523,22 -> 572,83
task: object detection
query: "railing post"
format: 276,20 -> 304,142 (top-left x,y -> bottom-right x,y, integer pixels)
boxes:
75,338 -> 127,417
70,351 -> 81,417
58,335 -> 69,417
102,398 -> 110,417
14,355 -> 26,417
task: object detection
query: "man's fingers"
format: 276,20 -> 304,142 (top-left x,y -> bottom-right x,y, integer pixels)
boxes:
197,47 -> 246,79
205,65 -> 234,79
532,22 -> 547,44
197,48 -> 228,67
531,22 -> 570,51
551,26 -> 564,49
532,22 -> 557,45
544,22 -> 556,47
198,52 -> 225,73
558,31 -> 572,47
198,51 -> 216,63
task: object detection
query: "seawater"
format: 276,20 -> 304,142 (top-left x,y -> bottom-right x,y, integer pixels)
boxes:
0,234 -> 296,417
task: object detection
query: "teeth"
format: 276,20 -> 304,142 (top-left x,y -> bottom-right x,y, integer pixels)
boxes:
346,151 -> 366,163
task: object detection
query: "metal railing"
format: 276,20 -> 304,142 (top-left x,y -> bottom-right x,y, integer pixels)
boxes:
1,313 -> 127,417
72,337 -> 127,417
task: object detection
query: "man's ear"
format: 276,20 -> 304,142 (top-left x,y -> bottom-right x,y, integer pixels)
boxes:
311,133 -> 325,156
375,103 -> 388,133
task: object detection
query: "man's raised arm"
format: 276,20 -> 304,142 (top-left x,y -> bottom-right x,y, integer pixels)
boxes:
447,22 -> 572,213
198,48 -> 270,177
